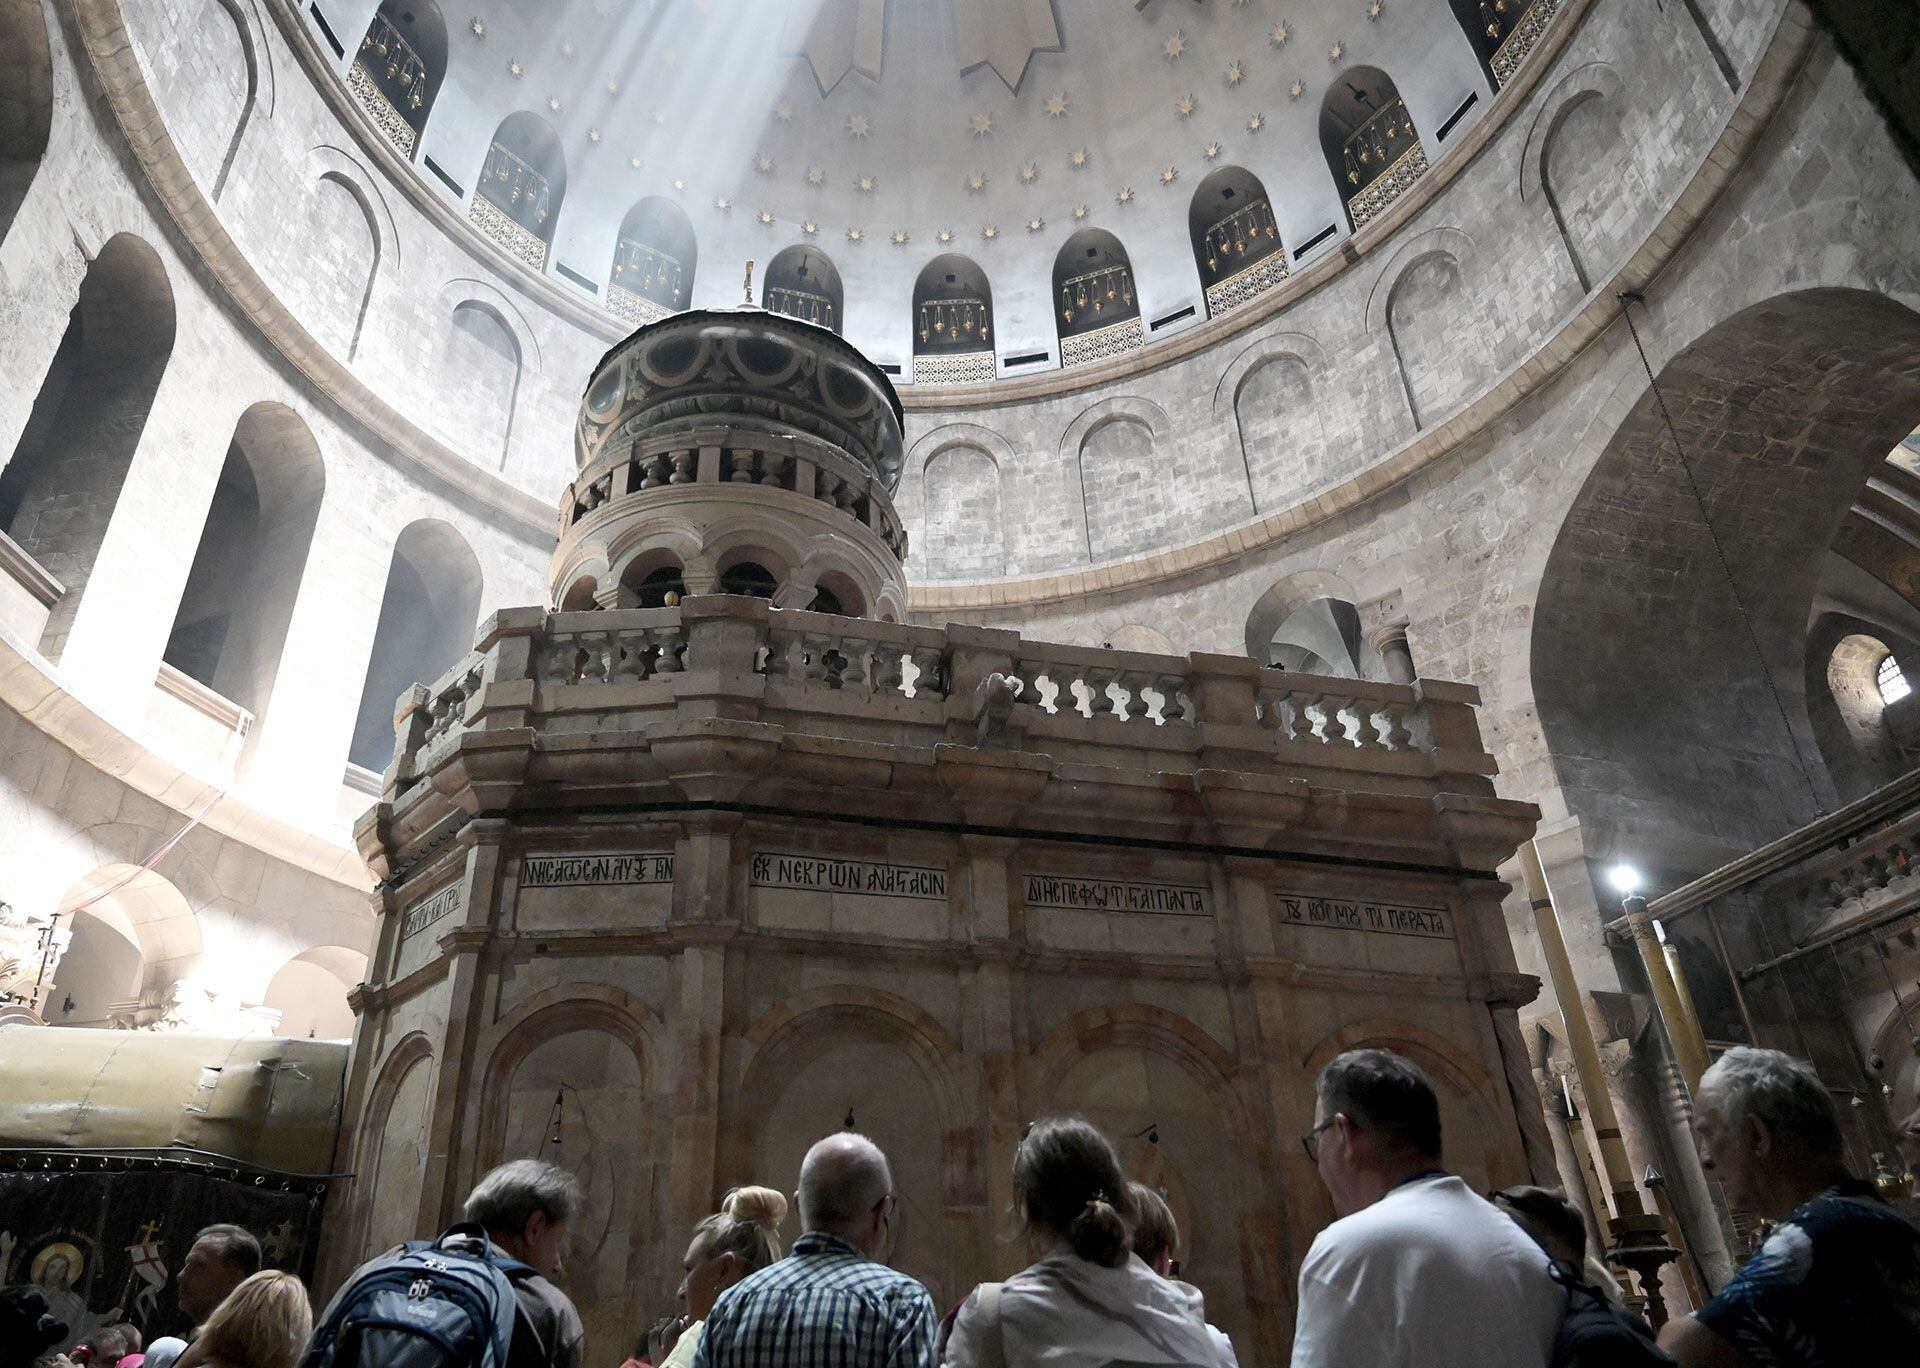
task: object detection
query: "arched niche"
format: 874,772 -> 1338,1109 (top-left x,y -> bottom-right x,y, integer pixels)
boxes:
1052,229 -> 1139,365
1244,570 -> 1375,677
47,865 -> 202,1028
443,300 -> 522,468
1449,0 -> 1550,88
348,519 -> 483,771
1536,82 -> 1635,295
262,945 -> 368,1039
918,444 -> 1004,579
310,170 -> 382,359
911,254 -> 995,385
0,0 -> 54,247
172,0 -> 260,200
1188,166 -> 1286,317
352,0 -> 447,159
162,402 -> 326,769
609,196 -> 696,326
361,1040 -> 434,1258
1319,66 -> 1426,230
762,245 -> 843,334
472,111 -> 566,268
0,234 -> 177,664
1805,617 -> 1915,801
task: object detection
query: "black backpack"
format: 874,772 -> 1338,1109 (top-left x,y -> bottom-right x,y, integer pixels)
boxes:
302,1223 -> 526,1368
1548,1260 -> 1676,1368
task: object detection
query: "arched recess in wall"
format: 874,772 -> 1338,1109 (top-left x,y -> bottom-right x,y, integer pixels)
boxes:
348,519 -> 483,772
1446,0 -> 1555,90
358,1037 -> 435,1260
1805,616 -> 1916,801
608,196 -> 696,326
472,111 -> 566,270
915,436 -> 1005,579
46,864 -> 202,1029
442,300 -> 522,468
261,944 -> 367,1039
161,402 -> 325,771
172,0 -> 262,201
308,169 -> 382,359
762,244 -> 843,333
1104,624 -> 1176,654
1216,333 -> 1331,513
1244,569 -> 1376,677
1064,397 -> 1172,564
911,254 -> 995,384
1188,166 -> 1286,319
1052,229 -> 1140,368
1319,66 -> 1426,231
1532,289 -> 1920,877
0,0 -> 54,248
735,995 -> 963,1312
1521,66 -> 1633,297
0,234 -> 177,664
1369,227 -> 1485,433
351,0 -> 447,160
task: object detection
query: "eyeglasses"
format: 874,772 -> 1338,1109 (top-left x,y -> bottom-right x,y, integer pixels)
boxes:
1301,1117 -> 1337,1163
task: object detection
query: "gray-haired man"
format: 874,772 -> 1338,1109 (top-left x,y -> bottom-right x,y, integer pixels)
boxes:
1660,1047 -> 1920,1368
455,1159 -> 587,1368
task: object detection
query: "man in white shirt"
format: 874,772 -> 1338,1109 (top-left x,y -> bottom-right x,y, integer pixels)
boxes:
1289,1048 -> 1562,1368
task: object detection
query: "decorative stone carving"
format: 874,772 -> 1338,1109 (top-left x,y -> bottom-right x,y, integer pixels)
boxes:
1061,317 -> 1146,369
1492,0 -> 1564,88
1350,142 -> 1431,230
468,195 -> 549,270
1206,251 -> 1291,318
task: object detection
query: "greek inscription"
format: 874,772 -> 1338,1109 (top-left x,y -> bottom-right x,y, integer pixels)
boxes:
400,884 -> 462,940
1023,874 -> 1210,916
749,853 -> 948,901
1274,893 -> 1453,940
522,852 -> 675,887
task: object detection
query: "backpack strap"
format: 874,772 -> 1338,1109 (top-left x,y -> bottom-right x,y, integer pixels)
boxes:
976,1282 -> 1005,1368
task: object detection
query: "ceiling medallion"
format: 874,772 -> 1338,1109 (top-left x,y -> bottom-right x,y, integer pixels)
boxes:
758,210 -> 775,225
1204,141 -> 1223,160
1225,60 -> 1246,86
1072,203 -> 1089,220
1027,217 -> 1045,233
755,152 -> 776,174
1160,166 -> 1179,185
1164,31 -> 1186,62
1116,186 -> 1135,204
967,172 -> 989,193
970,112 -> 994,138
1019,162 -> 1039,184
468,16 -> 484,37
775,100 -> 795,123
1248,111 -> 1267,131
983,224 -> 1000,239
588,128 -> 602,143
856,174 -> 879,193
547,96 -> 562,112
1368,0 -> 1385,17
891,229 -> 910,245
802,221 -> 819,236
1045,94 -> 1070,118
1289,78 -> 1306,100
846,113 -> 872,138
937,228 -> 955,244
714,196 -> 731,210
807,166 -> 827,186
507,59 -> 524,78
1175,94 -> 1198,119
1070,147 -> 1091,170
1329,41 -> 1345,61
847,227 -> 865,242
1270,22 -> 1290,46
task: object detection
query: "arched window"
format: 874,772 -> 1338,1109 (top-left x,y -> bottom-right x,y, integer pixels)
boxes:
762,246 -> 843,333
911,255 -> 995,385
1052,229 -> 1143,369
1448,0 -> 1554,88
349,520 -> 482,772
350,0 -> 446,159
162,403 -> 325,771
46,865 -> 202,1029
472,112 -> 566,270
609,197 -> 697,327
1878,653 -> 1911,706
1319,67 -> 1428,231
1188,166 -> 1288,318
0,0 -> 54,247
0,234 -> 176,663
718,562 -> 778,598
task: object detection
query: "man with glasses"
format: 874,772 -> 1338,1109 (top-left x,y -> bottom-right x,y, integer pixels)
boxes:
1291,1048 -> 1561,1368
695,1131 -> 935,1368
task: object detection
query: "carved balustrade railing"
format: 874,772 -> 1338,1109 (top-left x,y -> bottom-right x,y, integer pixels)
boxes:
1060,317 -> 1146,369
1491,0 -> 1563,87
1205,250 -> 1291,318
1348,142 -> 1431,230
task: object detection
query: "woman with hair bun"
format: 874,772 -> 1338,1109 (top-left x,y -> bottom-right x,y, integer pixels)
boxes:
645,1185 -> 788,1368
940,1117 -> 1225,1366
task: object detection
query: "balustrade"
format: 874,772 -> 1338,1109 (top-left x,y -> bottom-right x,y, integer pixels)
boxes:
1255,679 -> 1421,752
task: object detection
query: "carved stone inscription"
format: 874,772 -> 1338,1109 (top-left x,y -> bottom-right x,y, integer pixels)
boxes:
401,883 -> 462,940
750,853 -> 948,900
1023,874 -> 1210,916
522,852 -> 675,887
1276,893 -> 1453,939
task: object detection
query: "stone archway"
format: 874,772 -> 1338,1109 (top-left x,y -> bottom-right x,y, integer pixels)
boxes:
0,0 -> 54,247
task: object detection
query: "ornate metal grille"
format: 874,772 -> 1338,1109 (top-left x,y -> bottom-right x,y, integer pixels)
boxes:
766,287 -> 837,331
1057,264 -> 1136,334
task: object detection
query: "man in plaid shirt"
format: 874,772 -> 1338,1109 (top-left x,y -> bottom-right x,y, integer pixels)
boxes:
693,1133 -> 935,1368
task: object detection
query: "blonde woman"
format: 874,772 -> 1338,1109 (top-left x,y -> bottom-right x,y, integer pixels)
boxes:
174,1271 -> 312,1368
649,1185 -> 788,1368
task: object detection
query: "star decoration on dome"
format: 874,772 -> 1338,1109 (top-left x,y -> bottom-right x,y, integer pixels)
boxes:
775,100 -> 795,123
856,174 -> 878,193
714,196 -> 731,210
982,224 -> 1000,239
1367,0 -> 1385,18
1070,147 -> 1091,170
606,79 -> 620,95
652,109 -> 668,125
673,178 -> 686,190
1164,31 -> 1186,61
1160,165 -> 1179,185
755,152 -> 776,174
891,229 -> 910,245
1019,162 -> 1039,183
507,59 -> 524,78
1116,186 -> 1135,204
1072,203 -> 1089,220
1176,94 -> 1198,118
1225,60 -> 1246,86
561,40 -> 575,59
1290,78 -> 1306,100
1204,141 -> 1223,160
937,228 -> 955,243
970,112 -> 994,138
1329,41 -> 1345,61
547,95 -> 563,112
1249,111 -> 1267,131
802,220 -> 818,235
1027,217 -> 1045,232
807,166 -> 826,186
629,156 -> 642,169
1046,94 -> 1070,118
758,210 -> 775,225
846,113 -> 872,138
588,128 -> 602,143
1270,22 -> 1290,46
469,17 -> 485,37
967,172 -> 989,193
847,227 -> 864,241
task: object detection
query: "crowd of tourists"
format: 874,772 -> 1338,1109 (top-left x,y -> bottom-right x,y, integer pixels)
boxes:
5,1046 -> 1917,1368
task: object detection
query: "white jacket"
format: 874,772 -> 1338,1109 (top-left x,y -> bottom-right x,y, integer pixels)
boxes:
942,1251 -> 1230,1367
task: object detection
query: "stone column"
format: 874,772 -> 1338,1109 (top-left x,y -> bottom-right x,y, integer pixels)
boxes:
662,814 -> 739,1237
958,834 -> 1019,1285
1359,590 -> 1416,684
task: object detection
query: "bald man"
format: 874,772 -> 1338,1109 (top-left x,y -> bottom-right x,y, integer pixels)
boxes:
693,1133 -> 935,1368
